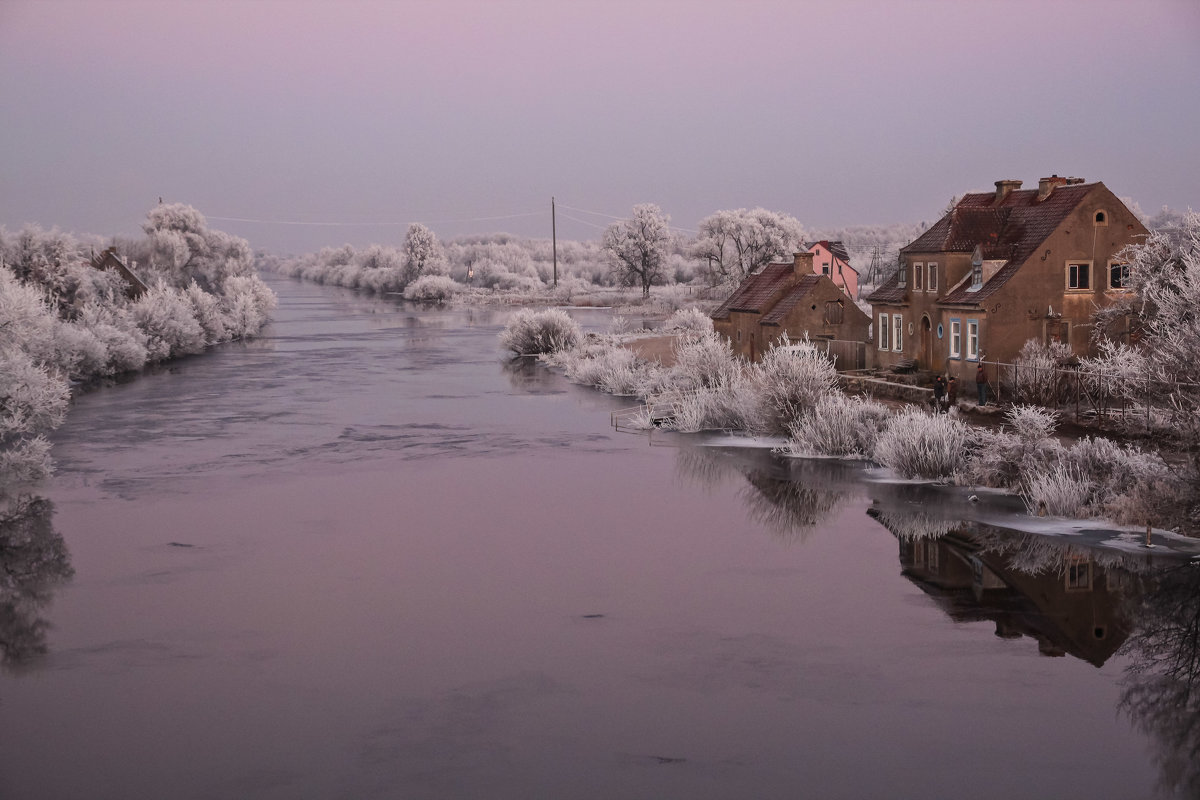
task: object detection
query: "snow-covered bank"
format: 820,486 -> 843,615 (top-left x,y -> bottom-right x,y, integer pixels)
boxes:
1,205 -> 277,485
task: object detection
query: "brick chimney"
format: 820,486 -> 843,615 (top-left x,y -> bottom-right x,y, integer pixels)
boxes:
1037,174 -> 1069,201
792,251 -> 814,276
994,179 -> 1022,204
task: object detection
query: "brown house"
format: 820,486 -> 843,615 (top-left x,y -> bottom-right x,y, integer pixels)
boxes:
866,176 -> 1148,381
711,251 -> 871,362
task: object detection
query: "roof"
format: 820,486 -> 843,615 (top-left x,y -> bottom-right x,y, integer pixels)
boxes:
867,182 -> 1099,306
760,274 -> 823,325
806,240 -> 851,264
710,262 -> 794,320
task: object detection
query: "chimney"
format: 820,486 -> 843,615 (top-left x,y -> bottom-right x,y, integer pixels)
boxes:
1037,174 -> 1069,201
792,252 -> 814,276
994,180 -> 1022,204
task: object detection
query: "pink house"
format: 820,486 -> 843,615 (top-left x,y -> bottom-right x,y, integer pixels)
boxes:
805,240 -> 859,300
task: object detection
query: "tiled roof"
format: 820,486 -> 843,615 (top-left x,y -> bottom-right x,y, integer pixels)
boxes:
873,182 -> 1100,306
710,262 -> 794,320
760,275 -> 823,325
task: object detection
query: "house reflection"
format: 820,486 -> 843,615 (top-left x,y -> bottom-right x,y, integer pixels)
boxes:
876,511 -> 1144,667
0,496 -> 74,671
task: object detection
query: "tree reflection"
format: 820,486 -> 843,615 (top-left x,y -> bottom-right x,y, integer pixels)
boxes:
1119,564 -> 1200,797
0,495 -> 73,670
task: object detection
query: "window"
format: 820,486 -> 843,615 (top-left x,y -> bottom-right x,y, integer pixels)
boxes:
1109,261 -> 1130,290
824,300 -> 844,324
927,263 -> 938,292
897,263 -> 907,288
966,319 -> 979,360
821,262 -> 830,275
1094,210 -> 1108,226
878,313 -> 890,350
1068,261 -> 1091,290
1066,555 -> 1093,591
913,262 -> 923,291
949,319 -> 961,359
893,315 -> 903,352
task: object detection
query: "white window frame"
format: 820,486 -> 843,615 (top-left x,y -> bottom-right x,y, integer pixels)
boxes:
949,318 -> 961,359
913,262 -> 923,291
893,315 -> 903,352
1067,261 -> 1092,291
927,262 -> 938,293
878,313 -> 890,350
966,319 -> 980,361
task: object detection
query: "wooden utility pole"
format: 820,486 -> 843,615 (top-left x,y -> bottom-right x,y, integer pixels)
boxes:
552,196 -> 558,287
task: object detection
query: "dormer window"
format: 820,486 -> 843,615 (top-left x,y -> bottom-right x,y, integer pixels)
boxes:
897,262 -> 907,289
970,245 -> 983,290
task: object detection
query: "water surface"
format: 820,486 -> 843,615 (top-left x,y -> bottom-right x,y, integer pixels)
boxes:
0,277 -> 1193,799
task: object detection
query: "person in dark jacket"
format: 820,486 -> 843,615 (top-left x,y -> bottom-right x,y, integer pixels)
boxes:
947,376 -> 958,411
933,375 -> 946,412
975,363 -> 988,405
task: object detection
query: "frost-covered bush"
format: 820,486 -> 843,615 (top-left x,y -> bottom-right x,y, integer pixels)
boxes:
748,338 -> 839,433
660,307 -> 712,335
403,275 -> 461,303
130,284 -> 206,362
1010,339 -> 1074,406
664,380 -> 757,433
1058,436 -> 1186,526
668,330 -> 743,391
0,346 -> 69,482
500,308 -> 582,355
873,408 -> 971,481
783,393 -> 891,458
966,405 -> 1063,491
76,304 -> 148,374
1024,464 -> 1092,517
558,343 -> 648,396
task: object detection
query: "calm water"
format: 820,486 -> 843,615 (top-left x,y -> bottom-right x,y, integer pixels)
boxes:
1,276 -> 1195,799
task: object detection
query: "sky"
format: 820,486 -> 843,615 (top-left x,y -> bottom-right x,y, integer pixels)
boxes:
1,0 -> 1197,254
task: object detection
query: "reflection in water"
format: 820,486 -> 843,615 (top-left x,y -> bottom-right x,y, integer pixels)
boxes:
501,355 -> 565,395
876,505 -> 1200,794
675,446 -> 845,541
1119,564 -> 1200,797
0,495 -> 73,670
878,514 -> 1138,666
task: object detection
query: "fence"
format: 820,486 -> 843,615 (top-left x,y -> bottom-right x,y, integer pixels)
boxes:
978,359 -> 1198,435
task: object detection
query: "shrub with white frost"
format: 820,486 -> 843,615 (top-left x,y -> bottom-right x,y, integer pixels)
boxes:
966,405 -> 1063,492
1023,464 -> 1092,517
748,337 -> 839,433
783,393 -> 891,458
130,284 -> 206,362
500,308 -> 582,355
668,330 -> 743,391
873,408 -> 971,481
403,275 -> 461,303
660,307 -> 712,335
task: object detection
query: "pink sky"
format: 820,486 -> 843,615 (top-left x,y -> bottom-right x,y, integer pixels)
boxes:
1,0 -> 1197,252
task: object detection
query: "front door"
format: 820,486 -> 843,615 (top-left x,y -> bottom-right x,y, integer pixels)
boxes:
922,316 -> 933,368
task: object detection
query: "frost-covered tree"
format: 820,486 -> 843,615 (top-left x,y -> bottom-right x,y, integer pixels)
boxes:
402,223 -> 445,285
603,204 -> 671,297
1089,211 -> 1200,455
692,208 -> 806,286
139,203 -> 254,292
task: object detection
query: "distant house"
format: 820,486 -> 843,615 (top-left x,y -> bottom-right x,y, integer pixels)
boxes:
88,247 -> 149,299
711,251 -> 871,364
866,176 -> 1148,380
805,240 -> 859,300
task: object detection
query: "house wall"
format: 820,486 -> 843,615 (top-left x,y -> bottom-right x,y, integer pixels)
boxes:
716,311 -> 772,361
808,243 -> 860,300
769,280 -> 871,349
872,184 -> 1147,377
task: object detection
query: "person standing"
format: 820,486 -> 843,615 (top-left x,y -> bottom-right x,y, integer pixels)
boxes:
947,376 -> 958,411
975,363 -> 988,406
933,374 -> 946,412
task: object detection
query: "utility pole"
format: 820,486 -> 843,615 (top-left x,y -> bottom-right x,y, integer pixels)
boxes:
552,196 -> 558,287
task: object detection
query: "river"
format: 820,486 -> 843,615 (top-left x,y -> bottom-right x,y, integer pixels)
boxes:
1,275 -> 1195,799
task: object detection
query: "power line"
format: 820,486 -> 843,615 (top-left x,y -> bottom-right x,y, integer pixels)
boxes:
206,210 -> 544,227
